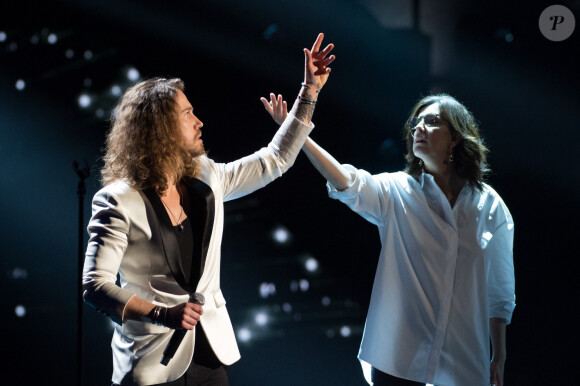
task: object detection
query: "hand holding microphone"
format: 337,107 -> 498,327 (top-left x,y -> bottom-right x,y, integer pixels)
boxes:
160,293 -> 205,366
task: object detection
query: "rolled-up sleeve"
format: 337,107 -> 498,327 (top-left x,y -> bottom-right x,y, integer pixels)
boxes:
327,165 -> 391,227
485,203 -> 516,324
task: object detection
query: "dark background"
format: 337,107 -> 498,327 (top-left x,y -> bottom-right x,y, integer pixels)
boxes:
1,1 -> 578,385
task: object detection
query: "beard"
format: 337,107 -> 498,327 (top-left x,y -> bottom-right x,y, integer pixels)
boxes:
187,142 -> 206,158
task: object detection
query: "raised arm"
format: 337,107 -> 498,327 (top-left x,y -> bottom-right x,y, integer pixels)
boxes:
261,95 -> 352,191
302,137 -> 352,190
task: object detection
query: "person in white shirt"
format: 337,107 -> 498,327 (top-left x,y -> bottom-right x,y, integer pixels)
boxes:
261,93 -> 515,386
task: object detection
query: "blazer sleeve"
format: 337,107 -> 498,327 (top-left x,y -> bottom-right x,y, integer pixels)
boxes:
82,185 -> 136,325
213,113 -> 313,202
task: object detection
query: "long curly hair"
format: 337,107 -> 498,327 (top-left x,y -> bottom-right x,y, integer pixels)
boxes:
403,94 -> 489,191
101,78 -> 199,194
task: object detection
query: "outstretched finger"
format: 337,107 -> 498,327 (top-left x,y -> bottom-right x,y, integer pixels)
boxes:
321,55 -> 336,67
310,33 -> 324,53
317,43 -> 334,59
260,97 -> 274,115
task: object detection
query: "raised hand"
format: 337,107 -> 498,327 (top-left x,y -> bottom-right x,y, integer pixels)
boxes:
260,93 -> 288,126
304,33 -> 335,91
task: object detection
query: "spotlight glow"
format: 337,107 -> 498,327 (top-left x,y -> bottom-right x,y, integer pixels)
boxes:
47,33 -> 57,44
65,49 -> 74,59
259,282 -> 276,298
273,227 -> 289,244
289,280 -> 299,292
0,31 -> 6,42
305,257 -> 319,272
282,303 -> 292,313
321,296 -> 331,306
299,279 -> 309,292
15,305 -> 26,318
15,79 -> 26,91
84,50 -> 93,60
255,312 -> 268,326
78,94 -> 91,108
237,328 -> 251,342
127,67 -> 140,81
11,267 -> 28,279
340,325 -> 351,337
111,85 -> 122,96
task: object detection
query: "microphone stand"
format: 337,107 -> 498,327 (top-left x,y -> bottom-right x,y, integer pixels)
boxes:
73,160 -> 90,386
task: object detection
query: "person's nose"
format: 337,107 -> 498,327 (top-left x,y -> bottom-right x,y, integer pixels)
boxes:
194,115 -> 203,129
415,122 -> 427,134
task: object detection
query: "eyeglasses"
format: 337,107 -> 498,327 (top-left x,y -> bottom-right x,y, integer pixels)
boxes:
408,114 -> 446,136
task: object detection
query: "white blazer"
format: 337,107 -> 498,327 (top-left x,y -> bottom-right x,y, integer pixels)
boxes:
82,115 -> 313,385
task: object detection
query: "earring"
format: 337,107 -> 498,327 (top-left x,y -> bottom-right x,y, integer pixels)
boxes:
418,158 -> 424,167
448,146 -> 454,163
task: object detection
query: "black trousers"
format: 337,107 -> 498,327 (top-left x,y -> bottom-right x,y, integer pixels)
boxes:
371,367 -> 425,386
113,324 -> 229,386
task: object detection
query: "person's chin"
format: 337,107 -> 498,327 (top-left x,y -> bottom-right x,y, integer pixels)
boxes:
189,145 -> 206,158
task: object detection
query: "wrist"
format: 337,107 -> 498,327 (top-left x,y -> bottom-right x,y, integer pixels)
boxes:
146,305 -> 168,326
300,82 -> 320,99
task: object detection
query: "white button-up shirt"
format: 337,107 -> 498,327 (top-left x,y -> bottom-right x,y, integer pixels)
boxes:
328,166 -> 515,386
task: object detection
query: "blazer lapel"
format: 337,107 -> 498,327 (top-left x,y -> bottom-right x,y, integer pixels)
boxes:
182,177 -> 215,283
141,188 -> 194,293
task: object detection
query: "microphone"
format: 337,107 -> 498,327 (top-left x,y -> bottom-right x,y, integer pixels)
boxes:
160,292 -> 205,366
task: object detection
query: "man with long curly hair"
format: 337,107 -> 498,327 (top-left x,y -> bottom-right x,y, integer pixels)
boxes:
262,93 -> 515,386
82,33 -> 335,385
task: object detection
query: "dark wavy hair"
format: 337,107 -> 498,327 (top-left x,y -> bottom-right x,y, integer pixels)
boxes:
403,94 -> 489,191
101,77 -> 199,194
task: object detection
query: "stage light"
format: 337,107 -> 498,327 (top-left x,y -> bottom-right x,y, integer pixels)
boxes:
290,280 -> 298,292
340,325 -> 351,337
15,79 -> 26,91
272,226 -> 290,244
15,305 -> 26,318
47,33 -> 57,44
304,256 -> 319,272
282,303 -> 292,313
259,282 -> 276,298
127,67 -> 140,82
84,50 -> 93,60
321,296 -> 331,307
299,279 -> 309,292
78,94 -> 92,108
255,312 -> 268,326
0,31 -> 6,42
237,327 -> 251,342
326,329 -> 335,338
65,49 -> 74,59
95,108 -> 105,118
30,34 -> 39,45
111,85 -> 122,96
11,267 -> 28,279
